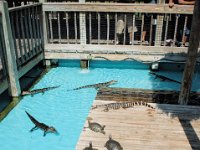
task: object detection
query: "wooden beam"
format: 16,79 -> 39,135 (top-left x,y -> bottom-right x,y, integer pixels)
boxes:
0,79 -> 8,95
18,53 -> 43,78
8,3 -> 42,12
45,44 -> 191,54
43,3 -> 194,14
0,1 -> 21,97
178,0 -> 200,105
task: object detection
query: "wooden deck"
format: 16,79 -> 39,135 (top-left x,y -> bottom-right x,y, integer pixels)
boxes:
76,100 -> 200,150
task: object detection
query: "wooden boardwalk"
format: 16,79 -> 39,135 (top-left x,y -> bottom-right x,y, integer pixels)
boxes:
76,100 -> 200,150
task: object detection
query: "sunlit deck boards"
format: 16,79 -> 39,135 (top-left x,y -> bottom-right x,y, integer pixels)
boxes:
76,100 -> 200,150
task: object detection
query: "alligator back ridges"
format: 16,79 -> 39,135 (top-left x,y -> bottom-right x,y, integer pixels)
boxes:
92,101 -> 155,111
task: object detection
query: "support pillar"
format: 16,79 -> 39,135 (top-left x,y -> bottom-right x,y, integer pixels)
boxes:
178,0 -> 200,105
0,1 -> 21,97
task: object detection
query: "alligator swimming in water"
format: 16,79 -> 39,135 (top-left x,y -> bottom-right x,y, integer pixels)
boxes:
22,86 -> 60,96
25,111 -> 57,136
92,101 -> 155,112
149,71 -> 181,84
83,142 -> 98,150
104,136 -> 123,150
84,120 -> 106,135
69,80 -> 117,91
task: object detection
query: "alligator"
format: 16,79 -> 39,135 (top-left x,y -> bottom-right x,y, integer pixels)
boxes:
92,101 -> 155,112
22,86 -> 60,96
84,120 -> 106,135
25,111 -> 57,136
149,71 -> 181,84
104,136 -> 123,150
69,80 -> 117,91
83,142 -> 98,150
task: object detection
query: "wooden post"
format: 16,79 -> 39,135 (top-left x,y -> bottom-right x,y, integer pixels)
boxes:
0,1 -> 21,97
39,0 -> 48,66
155,0 -> 164,46
79,0 -> 86,44
80,59 -> 89,69
178,0 -> 200,105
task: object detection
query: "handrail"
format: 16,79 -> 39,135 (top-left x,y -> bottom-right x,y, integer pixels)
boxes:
43,3 -> 194,14
8,3 -> 42,12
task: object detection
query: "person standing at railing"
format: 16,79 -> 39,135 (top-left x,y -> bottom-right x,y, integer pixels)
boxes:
137,0 -> 157,44
116,0 -> 138,45
167,0 -> 195,46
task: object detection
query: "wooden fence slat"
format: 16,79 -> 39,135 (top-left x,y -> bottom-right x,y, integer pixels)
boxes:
9,11 -> 20,66
15,10 -> 25,64
123,14 -> 126,45
20,9 -> 29,61
164,15 -> 169,46
31,6 -> 39,53
106,13 -> 110,45
27,7 -> 35,56
89,12 -> 92,44
65,12 -> 69,44
173,15 -> 179,46
98,12 -> 100,45
131,14 -> 135,45
57,12 -> 61,43
34,6 -> 40,53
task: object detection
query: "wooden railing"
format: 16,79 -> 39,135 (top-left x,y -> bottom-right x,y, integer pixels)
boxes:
43,3 -> 194,47
9,4 -> 43,68
0,1 -> 44,97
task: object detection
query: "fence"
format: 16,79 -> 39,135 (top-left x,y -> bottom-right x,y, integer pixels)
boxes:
9,4 -> 43,68
43,3 -> 193,47
0,1 -> 43,97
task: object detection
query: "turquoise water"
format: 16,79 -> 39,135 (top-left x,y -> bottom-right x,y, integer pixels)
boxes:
0,60 -> 200,150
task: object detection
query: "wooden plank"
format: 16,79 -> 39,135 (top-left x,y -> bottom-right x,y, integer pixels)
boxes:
43,3 -> 194,14
0,78 -> 8,95
9,11 -> 20,66
45,44 -> 193,54
8,3 -> 42,12
76,100 -> 200,150
79,12 -> 86,44
27,7 -> 35,56
44,51 -> 198,63
155,15 -> 164,46
20,9 -> 29,61
34,6 -> 41,53
23,9 -> 32,59
0,1 -> 21,97
31,6 -> 39,53
15,10 -> 25,65
18,53 -> 43,78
